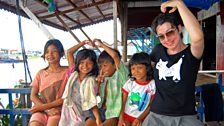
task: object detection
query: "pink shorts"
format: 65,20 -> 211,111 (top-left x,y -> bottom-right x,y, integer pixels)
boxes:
29,112 -> 60,125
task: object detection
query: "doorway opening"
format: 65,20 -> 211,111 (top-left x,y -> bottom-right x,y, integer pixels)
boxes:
202,16 -> 216,72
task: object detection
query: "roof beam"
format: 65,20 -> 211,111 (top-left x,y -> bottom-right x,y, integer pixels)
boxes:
56,14 -> 100,52
57,6 -> 105,52
70,16 -> 112,29
128,1 -> 162,8
35,0 -> 81,29
55,14 -> 85,48
18,0 -> 54,39
66,0 -> 93,22
39,0 -> 112,20
92,0 -> 106,18
60,13 -> 80,24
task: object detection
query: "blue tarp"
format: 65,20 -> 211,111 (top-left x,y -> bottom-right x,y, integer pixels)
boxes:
161,0 -> 220,10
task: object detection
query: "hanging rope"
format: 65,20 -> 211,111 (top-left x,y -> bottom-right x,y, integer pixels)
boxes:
16,0 -> 32,86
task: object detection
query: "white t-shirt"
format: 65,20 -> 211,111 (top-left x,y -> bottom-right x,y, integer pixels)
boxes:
122,79 -> 156,118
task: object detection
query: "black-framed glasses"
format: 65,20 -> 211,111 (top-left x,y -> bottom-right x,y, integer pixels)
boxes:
157,28 -> 176,41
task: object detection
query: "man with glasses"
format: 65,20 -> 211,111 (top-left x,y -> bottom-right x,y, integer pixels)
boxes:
144,0 -> 204,126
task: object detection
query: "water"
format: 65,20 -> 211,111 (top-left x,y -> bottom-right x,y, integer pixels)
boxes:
0,58 -> 68,108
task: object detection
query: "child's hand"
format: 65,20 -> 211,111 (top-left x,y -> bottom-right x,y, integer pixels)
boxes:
47,108 -> 61,116
96,69 -> 106,84
132,118 -> 141,126
96,119 -> 103,126
93,38 -> 104,48
118,117 -> 126,126
29,104 -> 46,113
83,40 -> 96,47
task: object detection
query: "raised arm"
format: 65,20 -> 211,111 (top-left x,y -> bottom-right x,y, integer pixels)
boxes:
67,41 -> 87,67
161,0 -> 204,59
93,39 -> 121,68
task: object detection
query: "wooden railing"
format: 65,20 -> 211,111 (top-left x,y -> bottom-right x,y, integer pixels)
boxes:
0,88 -> 31,126
196,70 -> 224,122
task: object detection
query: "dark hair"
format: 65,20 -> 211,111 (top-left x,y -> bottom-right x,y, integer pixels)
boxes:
42,39 -> 65,59
128,52 -> 153,81
75,49 -> 99,77
151,13 -> 181,34
98,49 -> 121,65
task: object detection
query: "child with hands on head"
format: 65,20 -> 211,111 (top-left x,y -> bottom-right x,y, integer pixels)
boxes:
59,40 -> 104,126
118,52 -> 155,126
88,38 -> 128,126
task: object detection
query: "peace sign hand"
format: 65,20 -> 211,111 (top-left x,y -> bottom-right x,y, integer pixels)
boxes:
96,69 -> 107,84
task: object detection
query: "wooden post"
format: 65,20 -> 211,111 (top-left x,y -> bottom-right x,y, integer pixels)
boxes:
121,2 -> 128,62
113,0 -> 118,49
217,2 -> 224,80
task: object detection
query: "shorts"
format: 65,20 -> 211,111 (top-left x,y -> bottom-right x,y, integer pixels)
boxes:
89,108 -> 106,122
142,112 -> 203,126
123,113 -> 144,122
124,113 -> 136,122
29,112 -> 60,125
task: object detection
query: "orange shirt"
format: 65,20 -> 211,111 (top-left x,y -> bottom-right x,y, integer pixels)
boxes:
31,67 -> 68,103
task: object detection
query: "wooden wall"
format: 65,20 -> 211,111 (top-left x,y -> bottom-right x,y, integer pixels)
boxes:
216,2 -> 224,79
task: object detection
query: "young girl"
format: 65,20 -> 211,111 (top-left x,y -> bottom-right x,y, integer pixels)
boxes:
59,40 -> 104,126
29,39 -> 68,126
118,52 -> 156,126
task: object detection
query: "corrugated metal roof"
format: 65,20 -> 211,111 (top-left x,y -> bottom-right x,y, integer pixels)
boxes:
0,0 -> 114,31
0,0 -> 201,32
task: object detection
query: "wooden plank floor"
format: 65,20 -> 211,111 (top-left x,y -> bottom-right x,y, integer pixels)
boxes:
205,121 -> 224,126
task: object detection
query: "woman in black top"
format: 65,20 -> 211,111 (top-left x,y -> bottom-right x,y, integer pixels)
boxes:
145,0 -> 204,126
